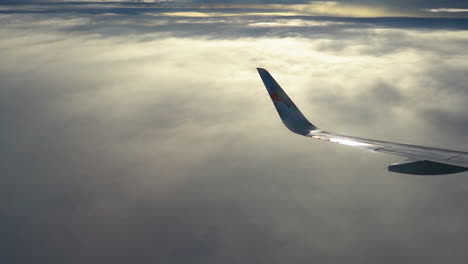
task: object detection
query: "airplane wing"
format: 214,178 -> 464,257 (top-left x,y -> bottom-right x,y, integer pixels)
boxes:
257,68 -> 468,175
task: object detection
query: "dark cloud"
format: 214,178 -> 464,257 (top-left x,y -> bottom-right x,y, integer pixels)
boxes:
2,0 -> 468,11
2,4 -> 468,264
2,1 -> 468,18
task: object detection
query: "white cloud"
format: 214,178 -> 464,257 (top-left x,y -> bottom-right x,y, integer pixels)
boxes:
425,8 -> 468,12
2,9 -> 468,264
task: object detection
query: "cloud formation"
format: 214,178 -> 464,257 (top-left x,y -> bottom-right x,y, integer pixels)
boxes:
2,0 -> 468,16
2,5 -> 468,264
2,1 -> 468,18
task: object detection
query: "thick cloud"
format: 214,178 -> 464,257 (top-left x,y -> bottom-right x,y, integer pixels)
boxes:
2,6 -> 468,264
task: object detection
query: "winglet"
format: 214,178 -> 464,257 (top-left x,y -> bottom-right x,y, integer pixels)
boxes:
257,68 -> 317,136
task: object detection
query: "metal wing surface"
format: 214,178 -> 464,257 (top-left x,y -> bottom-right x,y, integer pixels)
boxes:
257,68 -> 468,175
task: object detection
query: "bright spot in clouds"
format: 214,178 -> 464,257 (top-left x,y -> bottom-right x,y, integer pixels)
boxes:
425,8 -> 468,12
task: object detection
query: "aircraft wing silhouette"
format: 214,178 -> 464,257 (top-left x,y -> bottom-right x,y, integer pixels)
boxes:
257,68 -> 468,175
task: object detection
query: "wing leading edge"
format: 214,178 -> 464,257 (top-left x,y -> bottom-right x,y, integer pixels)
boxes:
257,68 -> 468,175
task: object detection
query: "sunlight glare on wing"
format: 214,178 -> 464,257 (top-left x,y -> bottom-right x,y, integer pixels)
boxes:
329,138 -> 371,147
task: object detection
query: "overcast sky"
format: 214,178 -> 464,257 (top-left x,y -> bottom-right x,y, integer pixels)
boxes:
2,2 -> 468,264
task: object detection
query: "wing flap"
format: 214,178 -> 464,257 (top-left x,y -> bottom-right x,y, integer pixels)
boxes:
450,155 -> 468,163
377,146 -> 457,160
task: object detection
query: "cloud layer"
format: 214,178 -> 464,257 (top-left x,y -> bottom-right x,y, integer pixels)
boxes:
2,0 -> 468,10
2,6 -> 468,264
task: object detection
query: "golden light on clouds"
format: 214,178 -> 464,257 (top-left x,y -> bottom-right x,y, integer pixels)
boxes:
159,11 -> 298,17
247,20 -> 348,27
197,1 -> 417,17
288,1 -> 415,17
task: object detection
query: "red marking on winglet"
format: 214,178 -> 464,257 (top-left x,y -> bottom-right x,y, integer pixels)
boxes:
270,93 -> 284,102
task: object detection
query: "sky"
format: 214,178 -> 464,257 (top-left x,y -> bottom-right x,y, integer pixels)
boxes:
2,1 -> 468,264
